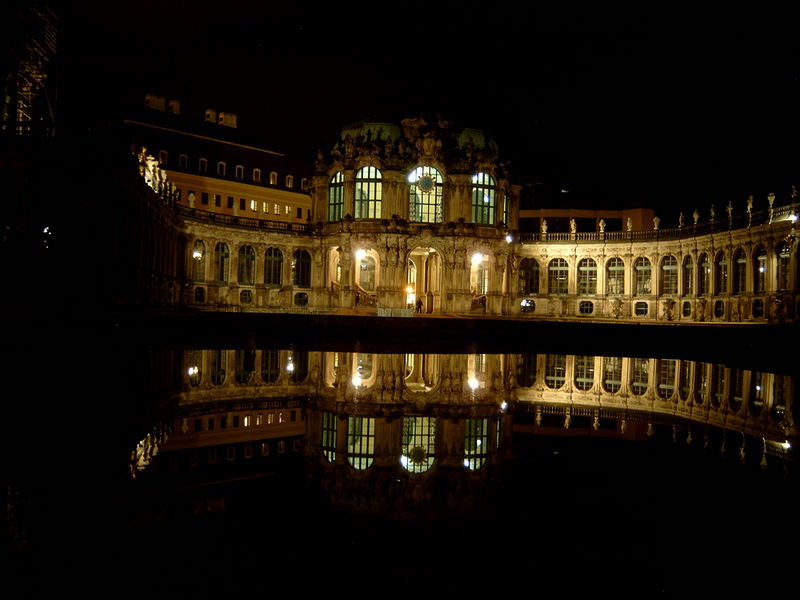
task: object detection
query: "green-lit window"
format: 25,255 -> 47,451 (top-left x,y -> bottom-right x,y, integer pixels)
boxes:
321,411 -> 337,463
347,417 -> 375,470
578,258 -> 597,295
328,171 -> 344,222
293,249 -> 311,288
574,355 -> 595,391
238,245 -> 255,285
408,165 -> 443,223
471,172 -> 496,225
401,417 -> 436,473
606,258 -> 625,295
464,418 -> 488,470
354,166 -> 382,219
548,258 -> 568,295
264,247 -> 283,286
660,255 -> 678,295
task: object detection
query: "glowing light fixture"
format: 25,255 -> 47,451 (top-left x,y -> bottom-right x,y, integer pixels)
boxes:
789,213 -> 798,223
355,248 -> 366,260
471,253 -> 484,266
468,376 -> 479,390
500,401 -> 508,411
192,250 -> 203,260
505,233 -> 513,243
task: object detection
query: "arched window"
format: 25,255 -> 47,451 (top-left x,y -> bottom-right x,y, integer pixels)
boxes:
471,172 -> 496,225
286,175 -> 294,188
235,349 -> 254,384
714,251 -> 728,295
577,258 -> 597,295
408,165 -> 443,223
178,154 -> 188,169
217,161 -> 226,177
321,412 -> 337,463
606,258 -> 625,295
260,349 -> 280,383
191,240 -> 206,281
293,249 -> 311,288
682,256 -> 694,296
264,247 -> 283,286
158,150 -> 168,165
630,358 -> 649,395
657,359 -> 676,399
544,354 -> 566,389
238,245 -> 255,285
288,350 -> 308,382
634,257 -> 651,295
733,248 -> 747,294
464,418 -> 489,470
214,242 -> 230,282
187,350 -> 203,387
347,417 -> 375,470
574,355 -> 595,391
515,354 -> 537,387
518,258 -> 539,295
253,168 -> 261,183
548,258 -> 568,295
698,253 -> 710,295
235,165 -> 244,180
777,241 -> 791,291
660,255 -> 678,295
198,157 -> 207,174
269,171 -> 278,185
401,417 -> 436,473
358,253 -> 376,292
210,349 -> 227,385
328,171 -> 344,222
602,356 -> 622,393
753,245 -> 767,293
354,166 -> 382,219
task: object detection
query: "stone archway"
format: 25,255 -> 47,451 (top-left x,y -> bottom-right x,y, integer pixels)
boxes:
407,246 -> 442,314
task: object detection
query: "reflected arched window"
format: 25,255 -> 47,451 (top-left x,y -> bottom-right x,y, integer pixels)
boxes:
358,253 -> 376,292
471,172 -> 496,225
753,245 -> 767,293
464,418 -> 488,470
347,417 -> 375,470
574,355 -> 595,391
630,358 -> 648,396
518,258 -> 539,295
660,255 -> 678,295
749,372 -> 766,417
545,354 -> 566,389
606,258 -> 625,295
192,240 -> 206,281
354,166 -> 382,219
634,257 -> 651,295
682,256 -> 694,296
328,171 -> 344,222
577,258 -> 597,295
238,245 -> 255,285
264,247 -> 283,286
515,353 -> 537,387
777,241 -> 791,291
401,417 -> 436,473
210,349 -> 227,385
710,364 -> 725,408
657,359 -> 676,399
287,350 -> 308,383
698,253 -> 710,295
293,249 -> 311,288
261,349 -> 280,383
602,356 -> 622,393
548,258 -> 568,295
214,242 -> 230,282
321,411 -> 337,463
714,251 -> 728,295
733,248 -> 747,294
731,369 -> 744,412
678,360 -> 691,400
187,350 -> 203,387
235,349 -> 254,384
408,165 -> 443,223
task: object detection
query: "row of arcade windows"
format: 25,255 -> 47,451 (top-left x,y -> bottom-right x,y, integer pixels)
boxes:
328,167 -> 504,225
187,349 -> 310,386
518,244 -> 794,296
163,151 -> 307,190
190,241 -> 311,287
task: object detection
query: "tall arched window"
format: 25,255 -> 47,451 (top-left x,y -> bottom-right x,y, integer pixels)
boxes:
682,256 -> 694,296
544,354 -> 566,389
606,258 -> 625,295
238,245 -> 255,285
634,257 -> 651,295
518,258 -> 539,295
698,253 -> 710,295
401,416 -> 436,473
471,172 -> 496,225
328,171 -> 344,222
264,247 -> 283,286
660,255 -> 678,295
777,241 -> 791,291
657,359 -> 676,399
293,249 -> 311,288
733,248 -> 747,294
714,251 -> 728,295
602,356 -> 622,393
354,166 -> 382,219
210,349 -> 227,385
408,165 -> 443,223
464,418 -> 489,470
347,417 -> 375,470
753,245 -> 767,293
574,355 -> 595,391
577,258 -> 597,295
214,242 -> 229,282
548,258 -> 568,295
515,354 -> 537,387
630,357 -> 649,396
191,240 -> 206,281
261,349 -> 280,383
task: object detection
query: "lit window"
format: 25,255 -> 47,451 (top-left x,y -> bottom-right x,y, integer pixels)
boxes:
355,166 -> 382,219
270,172 -> 278,185
545,354 -> 566,389
217,162 -> 226,177
577,258 -> 597,294
634,257 -> 651,295
408,165 -> 443,223
286,175 -> 294,188
574,355 -> 595,390
321,411 -> 337,463
606,258 -> 625,295
253,168 -> 261,183
274,203 -> 280,215
401,417 -> 436,473
471,172 -> 496,225
464,418 -> 488,470
235,165 -> 244,180
328,171 -> 344,222
548,258 -> 568,295
660,255 -> 678,295
347,417 -> 375,470
518,258 -> 539,295
250,200 -> 257,212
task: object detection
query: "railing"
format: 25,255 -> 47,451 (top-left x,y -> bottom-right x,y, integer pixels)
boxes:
176,205 -> 313,234
519,203 -> 799,244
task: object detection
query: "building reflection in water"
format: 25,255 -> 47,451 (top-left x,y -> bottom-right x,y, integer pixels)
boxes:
132,349 -> 796,514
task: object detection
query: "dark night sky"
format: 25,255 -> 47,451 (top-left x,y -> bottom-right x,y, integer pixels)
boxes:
55,2 -> 799,220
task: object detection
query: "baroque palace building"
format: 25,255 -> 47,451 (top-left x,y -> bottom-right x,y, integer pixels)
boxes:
131,106 -> 799,323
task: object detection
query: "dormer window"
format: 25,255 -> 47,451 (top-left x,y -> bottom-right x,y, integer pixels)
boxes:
217,161 -> 226,177
158,150 -> 168,165
270,172 -> 278,185
199,158 -> 208,174
253,168 -> 261,183
235,165 -> 244,180
286,175 -> 294,188
300,177 -> 308,191
178,154 -> 188,169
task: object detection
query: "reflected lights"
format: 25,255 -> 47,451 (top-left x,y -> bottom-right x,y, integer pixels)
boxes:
471,253 -> 485,266
468,376 -> 479,390
355,248 -> 366,261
